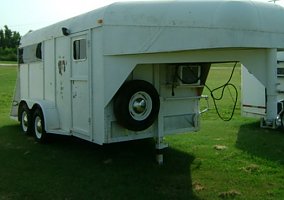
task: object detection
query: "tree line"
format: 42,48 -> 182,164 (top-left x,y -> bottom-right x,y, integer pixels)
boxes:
0,25 -> 21,61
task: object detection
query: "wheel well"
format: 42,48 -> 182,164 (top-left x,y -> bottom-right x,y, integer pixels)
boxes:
18,101 -> 27,109
18,100 -> 60,132
18,101 -> 42,121
31,104 -> 42,114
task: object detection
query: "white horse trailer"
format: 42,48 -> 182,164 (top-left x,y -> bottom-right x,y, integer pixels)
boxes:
10,1 -> 284,162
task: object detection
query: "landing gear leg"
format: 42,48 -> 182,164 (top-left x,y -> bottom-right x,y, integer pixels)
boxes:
155,137 -> 168,165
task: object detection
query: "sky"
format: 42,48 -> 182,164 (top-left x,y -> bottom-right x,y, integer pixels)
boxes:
1,0 -> 284,35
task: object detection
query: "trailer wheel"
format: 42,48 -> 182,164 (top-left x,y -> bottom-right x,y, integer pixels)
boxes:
114,80 -> 160,131
19,104 -> 32,135
280,113 -> 284,129
33,108 -> 48,143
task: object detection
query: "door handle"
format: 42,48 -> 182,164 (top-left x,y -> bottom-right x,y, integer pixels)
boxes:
73,91 -> 77,98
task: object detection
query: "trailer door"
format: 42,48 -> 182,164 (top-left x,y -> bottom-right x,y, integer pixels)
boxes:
71,34 -> 90,138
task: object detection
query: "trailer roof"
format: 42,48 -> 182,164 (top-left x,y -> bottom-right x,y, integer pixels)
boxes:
21,0 -> 284,53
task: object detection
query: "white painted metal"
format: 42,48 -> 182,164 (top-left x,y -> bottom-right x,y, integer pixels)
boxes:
20,1 -> 284,51
10,0 -> 284,152
55,36 -> 71,133
265,49 -> 278,124
44,40 -> 56,102
241,66 -> 266,117
242,51 -> 284,125
71,33 -> 91,139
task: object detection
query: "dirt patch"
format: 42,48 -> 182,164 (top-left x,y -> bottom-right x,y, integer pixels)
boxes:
219,190 -> 241,199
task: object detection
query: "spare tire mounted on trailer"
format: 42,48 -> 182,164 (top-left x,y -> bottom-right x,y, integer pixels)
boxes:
113,80 -> 160,131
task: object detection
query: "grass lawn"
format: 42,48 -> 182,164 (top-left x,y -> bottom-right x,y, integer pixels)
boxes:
0,61 -> 17,65
0,63 -> 284,199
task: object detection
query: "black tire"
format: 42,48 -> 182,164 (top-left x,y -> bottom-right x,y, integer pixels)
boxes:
33,108 -> 48,143
18,104 -> 32,135
280,112 -> 284,130
113,80 -> 160,131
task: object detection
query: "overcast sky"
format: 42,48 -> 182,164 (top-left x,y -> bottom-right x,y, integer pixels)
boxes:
1,0 -> 283,35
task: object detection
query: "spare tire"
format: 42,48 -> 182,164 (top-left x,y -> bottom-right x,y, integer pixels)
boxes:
113,80 -> 160,131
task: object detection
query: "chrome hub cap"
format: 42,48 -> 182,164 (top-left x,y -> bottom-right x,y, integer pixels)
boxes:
129,91 -> 152,121
35,116 -> 43,139
133,98 -> 146,114
21,112 -> 28,132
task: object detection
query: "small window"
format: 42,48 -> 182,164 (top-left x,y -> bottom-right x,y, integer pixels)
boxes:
36,43 -> 42,59
20,42 -> 43,64
73,39 -> 86,60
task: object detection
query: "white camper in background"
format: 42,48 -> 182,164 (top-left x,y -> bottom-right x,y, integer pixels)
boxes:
10,1 -> 284,162
242,52 -> 284,127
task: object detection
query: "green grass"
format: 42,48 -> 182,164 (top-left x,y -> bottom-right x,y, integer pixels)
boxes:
0,64 -> 284,199
0,61 -> 17,65
0,65 -> 17,122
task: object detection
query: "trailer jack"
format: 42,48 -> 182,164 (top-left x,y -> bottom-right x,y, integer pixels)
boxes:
155,137 -> 168,165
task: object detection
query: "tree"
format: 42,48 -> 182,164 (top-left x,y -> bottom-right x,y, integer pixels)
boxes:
0,29 -> 4,48
11,31 -> 21,48
4,25 -> 12,48
0,25 -> 21,61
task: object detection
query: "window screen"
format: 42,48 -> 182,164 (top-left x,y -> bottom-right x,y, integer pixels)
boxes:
73,39 -> 87,60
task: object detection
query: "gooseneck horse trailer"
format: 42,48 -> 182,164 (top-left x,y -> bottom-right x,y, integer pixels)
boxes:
10,1 -> 284,163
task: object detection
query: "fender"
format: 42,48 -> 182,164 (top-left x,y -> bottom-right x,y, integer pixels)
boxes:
20,99 -> 60,132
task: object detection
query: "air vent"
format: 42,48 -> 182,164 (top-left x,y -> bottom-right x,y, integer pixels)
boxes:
178,64 -> 201,85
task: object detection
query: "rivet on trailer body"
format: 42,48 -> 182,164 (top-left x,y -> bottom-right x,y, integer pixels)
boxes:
97,19 -> 103,24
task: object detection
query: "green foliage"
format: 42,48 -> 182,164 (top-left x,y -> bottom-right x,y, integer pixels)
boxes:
0,47 -> 17,61
0,25 -> 21,61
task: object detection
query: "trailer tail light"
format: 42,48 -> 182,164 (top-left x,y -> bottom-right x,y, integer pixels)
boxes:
277,67 -> 284,77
